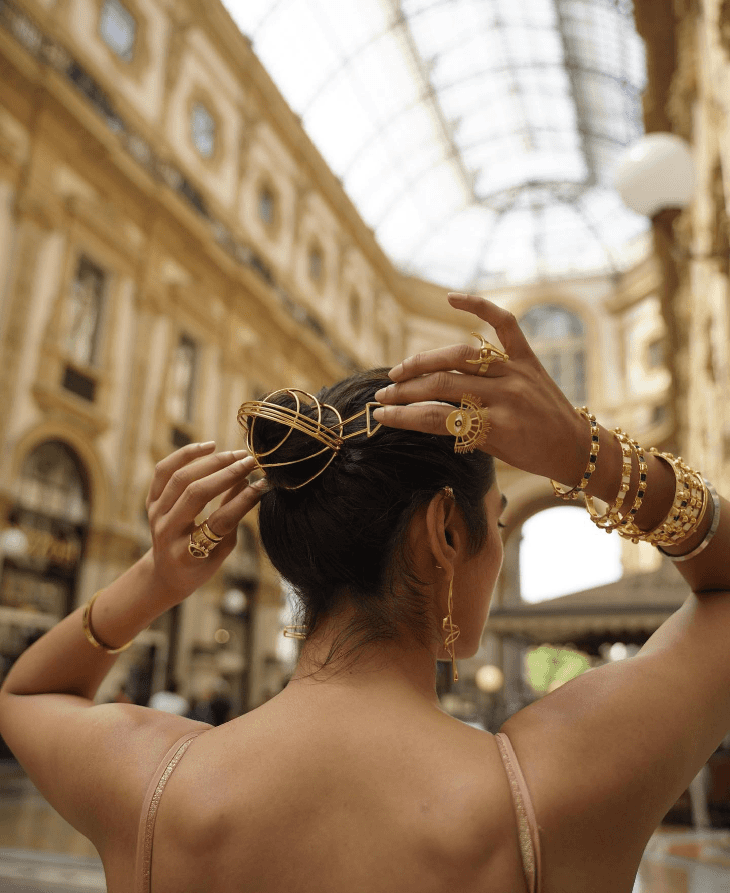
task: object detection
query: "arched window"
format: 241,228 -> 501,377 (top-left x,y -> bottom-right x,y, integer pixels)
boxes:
167,334 -> 198,426
258,186 -> 276,227
518,304 -> 587,405
191,103 -> 216,159
519,506 -> 621,604
308,245 -> 323,283
17,442 -> 89,525
1,442 -> 90,618
100,0 -> 136,62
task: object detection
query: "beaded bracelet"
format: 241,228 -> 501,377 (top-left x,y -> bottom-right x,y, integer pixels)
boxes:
613,437 -> 649,539
658,480 -> 720,562
585,428 -> 633,530
551,407 -> 599,501
633,452 -> 706,548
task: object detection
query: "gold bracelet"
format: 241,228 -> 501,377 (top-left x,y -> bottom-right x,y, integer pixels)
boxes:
585,428 -> 633,530
614,437 -> 649,540
82,590 -> 135,654
658,480 -> 720,561
622,452 -> 706,547
646,452 -> 705,547
551,408 -> 599,501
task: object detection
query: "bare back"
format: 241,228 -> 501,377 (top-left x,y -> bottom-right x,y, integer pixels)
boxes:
104,692 -> 535,893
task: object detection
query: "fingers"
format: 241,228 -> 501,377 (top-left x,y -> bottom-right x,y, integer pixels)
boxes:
387,342 -> 482,383
446,293 -> 533,360
146,442 -> 217,508
375,371 -> 477,407
207,477 -> 267,537
151,452 -> 257,524
372,402 -> 452,437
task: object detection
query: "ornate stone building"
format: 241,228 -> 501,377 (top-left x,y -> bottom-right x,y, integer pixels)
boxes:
0,0 -> 497,715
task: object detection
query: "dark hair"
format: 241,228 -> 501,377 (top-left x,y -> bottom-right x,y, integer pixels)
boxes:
252,369 -> 495,675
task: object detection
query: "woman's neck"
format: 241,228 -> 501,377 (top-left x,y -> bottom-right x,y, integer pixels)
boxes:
286,633 -> 442,707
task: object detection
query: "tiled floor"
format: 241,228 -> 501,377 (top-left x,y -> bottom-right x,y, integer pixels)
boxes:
633,827 -> 730,892
1,761 -> 729,892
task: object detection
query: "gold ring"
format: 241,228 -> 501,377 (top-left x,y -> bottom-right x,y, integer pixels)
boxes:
188,519 -> 223,559
465,332 -> 509,376
445,394 -> 491,453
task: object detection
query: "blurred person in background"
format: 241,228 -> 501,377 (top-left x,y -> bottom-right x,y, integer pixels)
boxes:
0,295 -> 728,892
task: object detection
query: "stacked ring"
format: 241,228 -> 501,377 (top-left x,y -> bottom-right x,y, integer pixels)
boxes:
188,520 -> 223,559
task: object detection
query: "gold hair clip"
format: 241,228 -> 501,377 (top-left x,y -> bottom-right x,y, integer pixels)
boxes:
237,389 -> 384,489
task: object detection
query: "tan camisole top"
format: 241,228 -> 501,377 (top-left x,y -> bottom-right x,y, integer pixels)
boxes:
135,729 -> 542,893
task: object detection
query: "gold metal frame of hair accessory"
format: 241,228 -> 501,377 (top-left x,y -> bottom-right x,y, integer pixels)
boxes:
445,394 -> 491,454
283,626 -> 307,639
237,388 -> 384,489
465,332 -> 509,375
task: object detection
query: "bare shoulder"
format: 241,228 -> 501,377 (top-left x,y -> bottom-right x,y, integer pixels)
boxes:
499,591 -> 730,890
87,705 -> 212,856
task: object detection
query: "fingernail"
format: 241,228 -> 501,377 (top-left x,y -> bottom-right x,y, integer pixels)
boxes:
388,364 -> 403,380
251,478 -> 268,489
447,292 -> 467,298
199,441 -> 216,449
372,408 -> 384,421
374,387 -> 390,401
232,449 -> 248,459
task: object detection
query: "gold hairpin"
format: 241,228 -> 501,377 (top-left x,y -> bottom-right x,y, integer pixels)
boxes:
445,394 -> 490,454
237,389 -> 384,489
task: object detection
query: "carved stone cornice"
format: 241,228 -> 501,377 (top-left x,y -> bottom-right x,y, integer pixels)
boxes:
31,381 -> 111,438
13,189 -> 61,231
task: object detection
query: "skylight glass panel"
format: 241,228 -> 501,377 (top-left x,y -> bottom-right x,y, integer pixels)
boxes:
225,0 -> 649,288
413,205 -> 500,271
308,0 -> 387,57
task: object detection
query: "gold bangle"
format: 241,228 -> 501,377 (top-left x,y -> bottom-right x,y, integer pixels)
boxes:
622,452 -> 706,547
551,407 -> 599,501
82,590 -> 135,654
614,437 -> 649,539
585,428 -> 633,530
658,480 -> 720,561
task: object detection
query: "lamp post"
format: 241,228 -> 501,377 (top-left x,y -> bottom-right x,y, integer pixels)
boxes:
614,132 -> 697,452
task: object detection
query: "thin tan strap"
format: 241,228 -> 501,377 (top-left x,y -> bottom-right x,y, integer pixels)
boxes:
135,731 -> 204,893
494,732 -> 542,893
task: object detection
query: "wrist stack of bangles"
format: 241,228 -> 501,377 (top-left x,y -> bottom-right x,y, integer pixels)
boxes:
551,406 -> 721,561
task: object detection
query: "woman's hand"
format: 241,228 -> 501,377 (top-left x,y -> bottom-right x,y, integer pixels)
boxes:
373,293 -> 590,486
144,442 -> 266,604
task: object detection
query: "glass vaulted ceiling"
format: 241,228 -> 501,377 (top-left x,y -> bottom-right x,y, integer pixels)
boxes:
224,0 -> 649,289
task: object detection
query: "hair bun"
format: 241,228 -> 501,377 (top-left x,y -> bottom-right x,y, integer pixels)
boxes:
238,389 -> 343,491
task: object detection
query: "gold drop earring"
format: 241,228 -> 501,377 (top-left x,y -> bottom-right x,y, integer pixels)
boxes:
442,578 -> 460,682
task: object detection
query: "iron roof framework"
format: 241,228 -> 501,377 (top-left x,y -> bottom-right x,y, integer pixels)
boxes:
226,0 -> 650,288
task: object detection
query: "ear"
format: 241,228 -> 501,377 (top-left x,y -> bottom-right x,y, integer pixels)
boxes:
424,490 -> 463,575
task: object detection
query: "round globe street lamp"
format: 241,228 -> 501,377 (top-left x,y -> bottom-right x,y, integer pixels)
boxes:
614,132 -> 696,216
613,132 -> 700,453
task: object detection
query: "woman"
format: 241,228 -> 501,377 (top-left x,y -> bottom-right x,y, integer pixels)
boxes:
0,293 -> 728,893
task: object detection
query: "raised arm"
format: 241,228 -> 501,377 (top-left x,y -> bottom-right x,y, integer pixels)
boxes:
373,292 -> 727,596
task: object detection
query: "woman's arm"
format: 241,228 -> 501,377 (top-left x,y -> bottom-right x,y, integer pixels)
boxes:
0,443 -> 260,702
373,292 -> 728,595
0,443 -> 263,853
